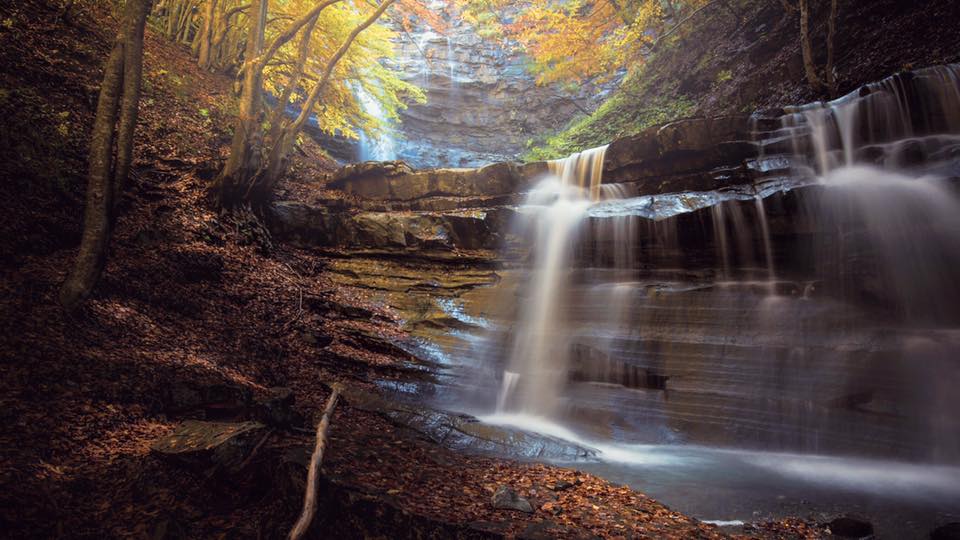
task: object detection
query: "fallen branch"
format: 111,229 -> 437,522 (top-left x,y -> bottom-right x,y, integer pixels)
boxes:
288,384 -> 342,540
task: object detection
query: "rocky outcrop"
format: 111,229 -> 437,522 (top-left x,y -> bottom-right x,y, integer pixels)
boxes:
601,115 -> 760,193
326,115 -> 764,202
273,115 -> 769,253
326,161 -> 536,201
269,202 -> 515,251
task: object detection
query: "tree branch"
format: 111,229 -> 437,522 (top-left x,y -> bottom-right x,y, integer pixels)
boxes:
288,385 -> 342,540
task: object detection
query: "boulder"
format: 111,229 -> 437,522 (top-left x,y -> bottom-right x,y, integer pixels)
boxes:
269,202 -> 500,252
491,485 -> 534,513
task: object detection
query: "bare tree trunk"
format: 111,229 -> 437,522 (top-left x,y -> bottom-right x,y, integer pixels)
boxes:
59,44 -> 124,311
210,3 -> 250,71
166,0 -> 182,38
798,0 -> 823,92
113,0 -> 151,200
60,0 -> 154,311
198,0 -> 218,68
824,0 -> 839,96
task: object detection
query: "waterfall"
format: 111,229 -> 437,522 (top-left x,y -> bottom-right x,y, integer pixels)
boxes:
495,146 -> 608,417
774,64 -> 960,320
435,65 -> 960,530
475,64 -> 960,461
548,145 -> 609,201
445,35 -> 457,93
355,84 -> 397,162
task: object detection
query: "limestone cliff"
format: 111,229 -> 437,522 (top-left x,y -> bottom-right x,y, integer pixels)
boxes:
320,8 -> 611,168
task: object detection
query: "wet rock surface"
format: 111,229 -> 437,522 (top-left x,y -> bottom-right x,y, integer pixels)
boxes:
342,386 -> 598,461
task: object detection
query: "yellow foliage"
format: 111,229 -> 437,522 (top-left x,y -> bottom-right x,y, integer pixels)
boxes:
262,0 -> 425,139
461,0 -> 702,84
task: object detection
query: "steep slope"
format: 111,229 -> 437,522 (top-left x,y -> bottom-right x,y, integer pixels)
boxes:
526,0 -> 960,159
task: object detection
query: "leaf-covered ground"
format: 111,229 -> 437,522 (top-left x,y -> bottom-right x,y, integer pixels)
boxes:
0,1 -> 823,538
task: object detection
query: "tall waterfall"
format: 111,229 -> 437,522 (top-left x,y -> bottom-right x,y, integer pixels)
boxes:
355,84 -> 397,162
496,146 -> 608,417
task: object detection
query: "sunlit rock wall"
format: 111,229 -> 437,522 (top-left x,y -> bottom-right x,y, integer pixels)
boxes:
322,8 -> 611,168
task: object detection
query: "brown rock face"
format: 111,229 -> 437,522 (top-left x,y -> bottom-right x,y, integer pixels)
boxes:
317,14 -> 613,168
327,161 -> 525,201
275,115 -> 771,253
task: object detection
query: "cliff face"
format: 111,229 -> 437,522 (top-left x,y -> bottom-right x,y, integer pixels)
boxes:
322,9 -> 610,168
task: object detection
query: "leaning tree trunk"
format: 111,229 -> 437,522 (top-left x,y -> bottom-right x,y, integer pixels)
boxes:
258,0 -> 395,199
212,0 -> 267,207
60,0 -> 154,311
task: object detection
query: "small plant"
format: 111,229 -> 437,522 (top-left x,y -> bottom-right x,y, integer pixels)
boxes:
716,69 -> 733,84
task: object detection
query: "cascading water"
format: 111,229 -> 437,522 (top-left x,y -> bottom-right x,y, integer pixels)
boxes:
770,64 -> 960,320
458,65 -> 960,534
495,146 -> 606,418
355,84 -> 397,162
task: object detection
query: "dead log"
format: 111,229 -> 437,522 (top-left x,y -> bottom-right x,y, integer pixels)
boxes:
288,384 -> 341,540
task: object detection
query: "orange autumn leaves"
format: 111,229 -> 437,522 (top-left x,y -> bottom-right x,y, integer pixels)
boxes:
462,0 -> 708,85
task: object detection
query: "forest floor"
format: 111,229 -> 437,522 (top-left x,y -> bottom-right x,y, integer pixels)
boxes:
0,1 -> 825,538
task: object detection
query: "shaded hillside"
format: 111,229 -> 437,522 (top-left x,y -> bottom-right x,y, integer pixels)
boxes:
526,0 -> 960,159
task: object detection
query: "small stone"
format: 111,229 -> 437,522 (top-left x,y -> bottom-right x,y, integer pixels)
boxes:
301,330 -> 333,348
551,479 -> 576,491
827,516 -> 874,538
491,485 -> 533,513
541,501 -> 562,515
